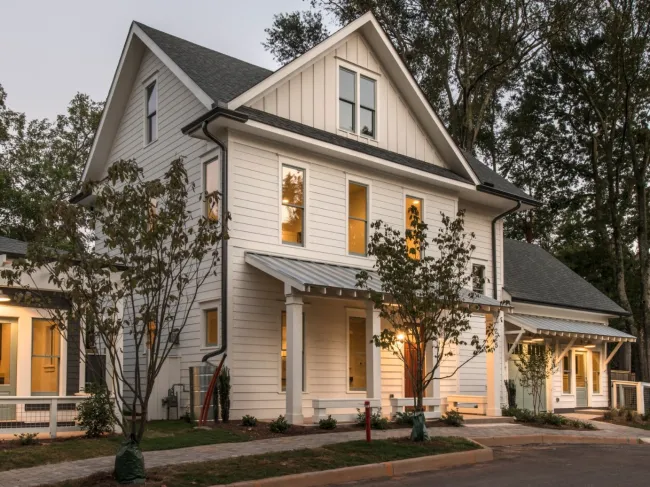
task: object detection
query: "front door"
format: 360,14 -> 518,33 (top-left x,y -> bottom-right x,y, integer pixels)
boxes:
0,321 -> 18,420
404,344 -> 425,399
575,352 -> 588,407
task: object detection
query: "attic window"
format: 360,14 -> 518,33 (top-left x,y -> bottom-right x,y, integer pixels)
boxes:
145,81 -> 158,144
339,67 -> 377,139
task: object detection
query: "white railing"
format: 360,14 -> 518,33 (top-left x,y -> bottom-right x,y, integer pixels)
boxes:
0,396 -> 84,438
611,380 -> 650,415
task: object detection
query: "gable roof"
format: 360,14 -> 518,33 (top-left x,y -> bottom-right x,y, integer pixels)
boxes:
0,236 -> 28,257
504,239 -> 628,316
134,22 -> 273,103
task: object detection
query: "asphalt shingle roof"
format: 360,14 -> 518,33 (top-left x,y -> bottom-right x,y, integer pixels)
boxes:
504,239 -> 628,316
135,22 -> 273,103
0,236 -> 28,257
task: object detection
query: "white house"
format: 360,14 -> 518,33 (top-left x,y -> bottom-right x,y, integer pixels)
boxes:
76,12 -> 633,423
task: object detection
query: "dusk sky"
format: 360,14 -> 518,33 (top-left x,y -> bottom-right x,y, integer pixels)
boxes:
1,0 -> 319,120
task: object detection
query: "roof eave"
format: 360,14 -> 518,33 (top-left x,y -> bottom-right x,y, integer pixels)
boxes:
477,184 -> 541,208
508,296 -> 631,317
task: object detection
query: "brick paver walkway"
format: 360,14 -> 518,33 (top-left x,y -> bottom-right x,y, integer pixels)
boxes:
2,420 -> 647,487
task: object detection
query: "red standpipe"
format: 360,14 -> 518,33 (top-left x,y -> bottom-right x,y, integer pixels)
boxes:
364,400 -> 371,442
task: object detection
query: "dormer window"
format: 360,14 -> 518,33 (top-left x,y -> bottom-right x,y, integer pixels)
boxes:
339,67 -> 376,138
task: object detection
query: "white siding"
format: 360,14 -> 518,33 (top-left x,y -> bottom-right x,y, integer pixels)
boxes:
246,32 -> 448,169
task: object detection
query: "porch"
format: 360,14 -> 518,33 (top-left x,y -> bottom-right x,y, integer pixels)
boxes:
504,314 -> 636,412
245,252 -> 508,424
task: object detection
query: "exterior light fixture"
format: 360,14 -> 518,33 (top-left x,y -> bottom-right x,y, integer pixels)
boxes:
0,291 -> 11,303
530,338 -> 545,343
396,333 -> 405,342
584,343 -> 596,349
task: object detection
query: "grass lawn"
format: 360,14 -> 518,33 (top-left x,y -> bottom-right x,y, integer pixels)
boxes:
49,437 -> 480,487
0,421 -> 246,472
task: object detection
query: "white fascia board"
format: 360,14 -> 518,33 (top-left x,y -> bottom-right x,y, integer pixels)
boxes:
234,118 -> 476,194
81,23 -> 214,184
226,12 -> 375,111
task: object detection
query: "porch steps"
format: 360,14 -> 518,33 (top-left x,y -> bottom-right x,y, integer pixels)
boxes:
463,416 -> 515,425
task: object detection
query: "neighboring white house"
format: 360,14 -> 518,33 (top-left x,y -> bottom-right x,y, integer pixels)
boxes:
76,12 -> 633,423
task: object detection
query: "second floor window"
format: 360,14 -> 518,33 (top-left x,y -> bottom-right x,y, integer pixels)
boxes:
145,81 -> 157,144
204,159 -> 219,221
281,165 -> 305,245
472,264 -> 486,294
339,67 -> 377,138
348,182 -> 368,255
405,196 -> 422,259
339,68 -> 356,132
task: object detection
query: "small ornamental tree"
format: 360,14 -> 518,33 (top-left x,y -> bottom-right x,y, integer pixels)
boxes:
357,208 -> 502,441
1,158 -> 225,475
514,345 -> 557,415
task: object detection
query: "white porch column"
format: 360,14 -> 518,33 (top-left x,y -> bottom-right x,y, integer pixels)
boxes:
425,340 -> 440,399
365,301 -> 381,400
486,311 -> 504,416
285,294 -> 304,424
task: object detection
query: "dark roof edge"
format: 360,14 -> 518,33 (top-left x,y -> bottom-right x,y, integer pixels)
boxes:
181,106 -> 249,134
507,295 -> 631,317
477,184 -> 541,207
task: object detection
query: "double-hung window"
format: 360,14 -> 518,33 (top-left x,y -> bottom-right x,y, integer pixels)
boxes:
348,182 -> 368,255
472,264 -> 486,294
281,165 -> 305,245
562,354 -> 571,393
405,196 -> 423,259
145,81 -> 157,144
339,67 -> 376,138
592,351 -> 601,393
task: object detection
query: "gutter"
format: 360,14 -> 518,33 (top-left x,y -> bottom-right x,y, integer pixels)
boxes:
195,114 -> 245,363
491,201 -> 521,300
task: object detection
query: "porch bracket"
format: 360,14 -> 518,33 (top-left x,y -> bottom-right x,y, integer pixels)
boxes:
554,338 -> 576,366
507,331 -> 525,360
605,342 -> 624,365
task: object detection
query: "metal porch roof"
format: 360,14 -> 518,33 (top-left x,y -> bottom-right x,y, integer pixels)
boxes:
506,314 -> 635,342
245,252 -> 503,307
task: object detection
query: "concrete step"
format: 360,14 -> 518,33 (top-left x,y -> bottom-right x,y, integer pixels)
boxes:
463,416 -> 516,425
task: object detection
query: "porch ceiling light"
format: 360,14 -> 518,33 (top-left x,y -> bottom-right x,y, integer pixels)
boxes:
0,291 -> 11,303
584,343 -> 596,348
396,333 -> 405,342
530,338 -> 544,342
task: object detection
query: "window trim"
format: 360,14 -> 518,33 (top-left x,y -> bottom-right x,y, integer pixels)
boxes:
280,310 -> 306,394
336,59 -> 380,142
346,307 -> 367,394
143,77 -> 158,146
279,157 -> 309,247
203,157 -> 220,221
346,174 -> 372,257
198,298 -> 221,350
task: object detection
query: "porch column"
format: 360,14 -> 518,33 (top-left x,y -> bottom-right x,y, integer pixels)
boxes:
425,340 -> 440,399
285,294 -> 303,424
486,311 -> 504,416
365,301 -> 381,400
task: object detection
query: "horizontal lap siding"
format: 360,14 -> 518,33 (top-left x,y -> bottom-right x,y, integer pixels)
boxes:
100,48 -> 219,414
246,32 -> 448,169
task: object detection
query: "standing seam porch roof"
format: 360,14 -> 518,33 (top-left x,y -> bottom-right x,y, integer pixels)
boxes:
506,314 -> 635,342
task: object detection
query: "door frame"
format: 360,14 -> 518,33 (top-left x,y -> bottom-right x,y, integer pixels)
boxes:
575,351 -> 588,408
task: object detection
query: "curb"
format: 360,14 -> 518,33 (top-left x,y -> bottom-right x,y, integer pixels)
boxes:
214,446 -> 493,487
475,434 -> 646,447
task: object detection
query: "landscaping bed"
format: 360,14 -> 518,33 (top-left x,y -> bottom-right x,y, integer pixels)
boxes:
502,408 -> 597,430
595,408 -> 650,430
46,437 -> 480,487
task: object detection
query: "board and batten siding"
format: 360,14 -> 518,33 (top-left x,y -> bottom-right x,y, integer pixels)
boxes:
97,47 -> 222,417
246,32 -> 448,169
226,131 -> 503,418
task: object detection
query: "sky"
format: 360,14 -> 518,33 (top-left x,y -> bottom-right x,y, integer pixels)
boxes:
1,0 -> 315,120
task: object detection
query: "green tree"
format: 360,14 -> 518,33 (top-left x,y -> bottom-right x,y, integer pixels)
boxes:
2,157 -> 225,475
263,10 -> 330,64
0,84 -> 102,244
357,207 -> 501,441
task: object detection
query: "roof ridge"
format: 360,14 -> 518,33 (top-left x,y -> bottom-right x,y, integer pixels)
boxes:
134,21 -> 273,75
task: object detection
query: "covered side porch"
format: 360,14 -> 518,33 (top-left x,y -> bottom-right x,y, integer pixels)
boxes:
504,314 -> 636,412
245,252 -> 508,424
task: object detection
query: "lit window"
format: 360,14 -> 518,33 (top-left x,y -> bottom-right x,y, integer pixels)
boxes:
592,351 -> 601,393
281,311 -> 305,392
562,354 -> 571,393
281,165 -> 305,246
405,196 -> 422,259
145,81 -> 157,144
146,321 -> 157,349
348,316 -> 366,391
0,323 -> 13,388
205,309 -> 219,347
204,159 -> 219,221
472,264 -> 486,294
348,182 -> 368,255
360,76 -> 376,138
339,68 -> 355,132
31,320 -> 60,395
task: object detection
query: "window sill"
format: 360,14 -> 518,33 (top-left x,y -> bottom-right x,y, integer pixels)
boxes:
338,128 -> 377,143
144,138 -> 159,150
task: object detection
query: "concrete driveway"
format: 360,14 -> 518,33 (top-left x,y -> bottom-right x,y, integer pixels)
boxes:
340,444 -> 650,487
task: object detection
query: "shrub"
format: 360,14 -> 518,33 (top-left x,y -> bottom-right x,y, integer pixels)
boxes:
568,419 -> 596,430
394,411 -> 415,425
441,409 -> 464,427
14,432 -> 39,446
318,415 -> 338,430
504,379 -> 517,409
241,415 -> 257,427
502,406 -> 518,417
603,409 -> 615,420
269,415 -> 290,433
643,412 -> 650,422
512,408 -> 536,423
537,412 -> 567,427
355,408 -> 389,430
76,383 -> 116,438
625,409 -> 639,423
218,366 -> 231,423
